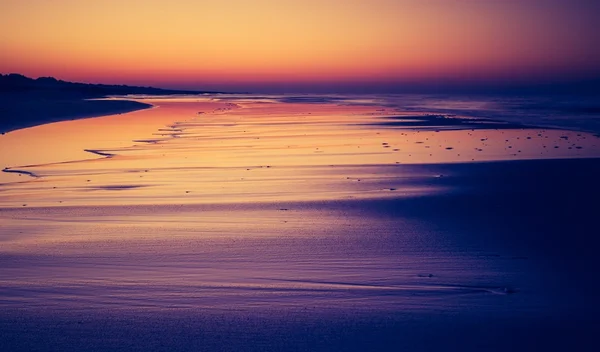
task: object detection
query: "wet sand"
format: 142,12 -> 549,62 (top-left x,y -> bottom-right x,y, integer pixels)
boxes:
1,96 -> 599,351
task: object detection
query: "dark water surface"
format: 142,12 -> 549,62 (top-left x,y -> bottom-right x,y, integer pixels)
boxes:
1,96 -> 599,351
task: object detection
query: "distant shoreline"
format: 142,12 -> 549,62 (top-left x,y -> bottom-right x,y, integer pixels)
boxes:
0,73 -> 219,134
0,97 -> 153,134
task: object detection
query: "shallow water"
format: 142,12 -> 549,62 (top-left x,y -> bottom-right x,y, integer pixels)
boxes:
1,95 -> 599,350
1,96 -> 598,206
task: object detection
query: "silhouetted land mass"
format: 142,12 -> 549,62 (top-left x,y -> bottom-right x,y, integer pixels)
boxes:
0,73 -> 220,133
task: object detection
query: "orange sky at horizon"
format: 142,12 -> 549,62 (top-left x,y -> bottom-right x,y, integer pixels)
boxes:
1,0 -> 599,91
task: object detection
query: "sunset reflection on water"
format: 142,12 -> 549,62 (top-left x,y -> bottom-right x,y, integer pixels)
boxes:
1,96 -> 597,208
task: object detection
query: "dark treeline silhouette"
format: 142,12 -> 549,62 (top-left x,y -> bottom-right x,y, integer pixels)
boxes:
0,73 -> 219,97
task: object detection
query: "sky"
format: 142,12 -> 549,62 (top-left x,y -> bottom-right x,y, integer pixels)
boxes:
1,0 -> 599,93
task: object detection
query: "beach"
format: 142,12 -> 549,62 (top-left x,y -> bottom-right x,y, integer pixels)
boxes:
0,73 -> 216,134
0,96 -> 152,134
1,95 -> 599,351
